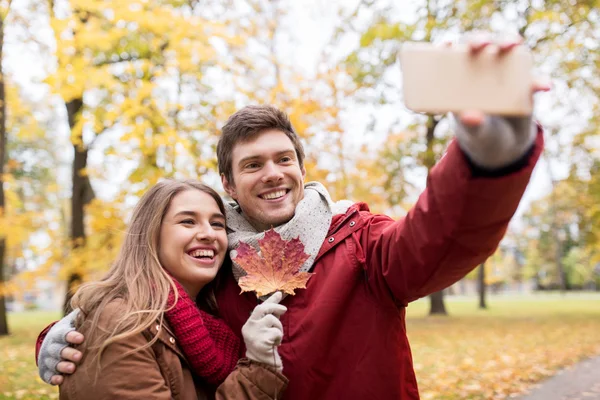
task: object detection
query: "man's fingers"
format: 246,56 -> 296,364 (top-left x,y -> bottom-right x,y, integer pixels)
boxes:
463,30 -> 493,53
497,34 -> 524,55
469,40 -> 492,54
458,110 -> 486,127
498,41 -> 521,55
65,331 -> 84,345
56,361 -> 76,374
50,375 -> 64,386
532,78 -> 552,93
60,346 -> 82,363
464,31 -> 524,55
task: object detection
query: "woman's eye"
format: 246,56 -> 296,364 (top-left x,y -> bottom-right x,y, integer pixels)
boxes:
211,222 -> 226,229
180,219 -> 194,225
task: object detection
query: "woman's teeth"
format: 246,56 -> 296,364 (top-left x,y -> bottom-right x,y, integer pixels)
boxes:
189,249 -> 214,259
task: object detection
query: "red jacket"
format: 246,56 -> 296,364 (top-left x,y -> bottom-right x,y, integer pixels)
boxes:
215,131 -> 544,400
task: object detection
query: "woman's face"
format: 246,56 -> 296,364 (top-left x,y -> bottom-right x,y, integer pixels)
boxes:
158,189 -> 228,297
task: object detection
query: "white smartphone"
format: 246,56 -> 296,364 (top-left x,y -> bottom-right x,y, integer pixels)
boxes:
399,42 -> 533,116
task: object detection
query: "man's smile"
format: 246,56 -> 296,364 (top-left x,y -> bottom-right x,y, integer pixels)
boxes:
259,189 -> 290,200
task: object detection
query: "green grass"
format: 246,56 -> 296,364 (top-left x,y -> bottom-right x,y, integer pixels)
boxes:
406,292 -> 600,318
1,293 -> 599,399
0,311 -> 61,400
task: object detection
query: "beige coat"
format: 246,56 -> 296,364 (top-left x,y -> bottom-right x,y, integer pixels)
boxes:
59,301 -> 287,400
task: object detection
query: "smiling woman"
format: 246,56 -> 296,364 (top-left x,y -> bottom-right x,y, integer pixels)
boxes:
158,189 -> 228,298
48,179 -> 288,400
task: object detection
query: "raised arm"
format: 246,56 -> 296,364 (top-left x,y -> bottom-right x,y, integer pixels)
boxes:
363,36 -> 546,305
365,126 -> 543,305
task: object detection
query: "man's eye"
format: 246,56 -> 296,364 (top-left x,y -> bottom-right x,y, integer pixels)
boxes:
245,163 -> 260,169
280,156 -> 292,163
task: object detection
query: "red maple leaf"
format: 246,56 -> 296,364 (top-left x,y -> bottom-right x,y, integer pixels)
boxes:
233,229 -> 314,297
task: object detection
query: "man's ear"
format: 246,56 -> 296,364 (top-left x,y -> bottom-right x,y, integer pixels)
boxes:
301,165 -> 306,180
221,174 -> 238,200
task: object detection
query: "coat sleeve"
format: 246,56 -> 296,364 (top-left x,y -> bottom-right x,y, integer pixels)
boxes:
215,359 -> 288,400
35,321 -> 56,365
59,306 -> 171,400
363,128 -> 544,305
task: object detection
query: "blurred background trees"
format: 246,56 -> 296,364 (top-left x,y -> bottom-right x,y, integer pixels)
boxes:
0,0 -> 598,328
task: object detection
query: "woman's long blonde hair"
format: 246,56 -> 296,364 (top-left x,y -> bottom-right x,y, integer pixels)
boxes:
71,179 -> 227,365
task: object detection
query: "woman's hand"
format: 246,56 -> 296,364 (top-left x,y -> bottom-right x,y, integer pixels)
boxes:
241,292 -> 287,371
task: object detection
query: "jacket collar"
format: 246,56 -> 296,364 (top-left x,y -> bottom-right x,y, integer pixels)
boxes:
328,202 -> 370,235
316,202 -> 370,261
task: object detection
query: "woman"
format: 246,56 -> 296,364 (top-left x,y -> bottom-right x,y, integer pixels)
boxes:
57,179 -> 287,399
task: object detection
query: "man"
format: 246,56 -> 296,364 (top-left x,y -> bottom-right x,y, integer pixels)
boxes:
37,36 -> 548,399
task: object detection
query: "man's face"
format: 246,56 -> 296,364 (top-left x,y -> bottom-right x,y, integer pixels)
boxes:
222,129 -> 306,231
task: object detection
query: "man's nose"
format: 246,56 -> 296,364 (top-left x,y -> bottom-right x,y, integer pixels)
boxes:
261,161 -> 284,183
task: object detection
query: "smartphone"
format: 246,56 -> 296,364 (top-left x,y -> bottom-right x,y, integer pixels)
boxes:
399,42 -> 533,116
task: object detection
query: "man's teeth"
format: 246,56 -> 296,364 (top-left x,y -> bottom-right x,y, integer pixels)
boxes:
189,249 -> 214,258
262,190 -> 286,200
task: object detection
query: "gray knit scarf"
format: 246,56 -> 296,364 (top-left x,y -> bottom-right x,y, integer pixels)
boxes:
225,182 -> 353,282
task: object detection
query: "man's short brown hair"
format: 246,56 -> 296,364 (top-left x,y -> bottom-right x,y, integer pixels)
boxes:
217,105 -> 306,184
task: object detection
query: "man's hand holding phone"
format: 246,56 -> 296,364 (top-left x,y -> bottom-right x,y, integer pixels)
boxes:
400,32 -> 550,169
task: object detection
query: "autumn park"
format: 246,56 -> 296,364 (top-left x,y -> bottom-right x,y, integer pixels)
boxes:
0,0 -> 599,399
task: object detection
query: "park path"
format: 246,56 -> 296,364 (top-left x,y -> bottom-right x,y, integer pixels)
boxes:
516,355 -> 600,400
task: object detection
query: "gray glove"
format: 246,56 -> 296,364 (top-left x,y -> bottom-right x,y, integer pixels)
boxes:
454,114 -> 537,170
38,308 -> 80,384
242,292 -> 287,371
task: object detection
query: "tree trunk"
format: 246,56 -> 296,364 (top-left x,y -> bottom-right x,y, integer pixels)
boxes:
0,239 -> 7,336
63,98 -> 89,315
0,14 -> 9,336
459,278 -> 467,295
425,116 -> 448,315
554,232 -> 568,292
478,263 -> 487,309
545,155 -> 568,293
429,290 -> 447,315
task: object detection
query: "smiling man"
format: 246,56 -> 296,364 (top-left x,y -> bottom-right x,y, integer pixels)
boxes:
219,127 -> 307,231
205,99 -> 545,400
37,38 -> 547,400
